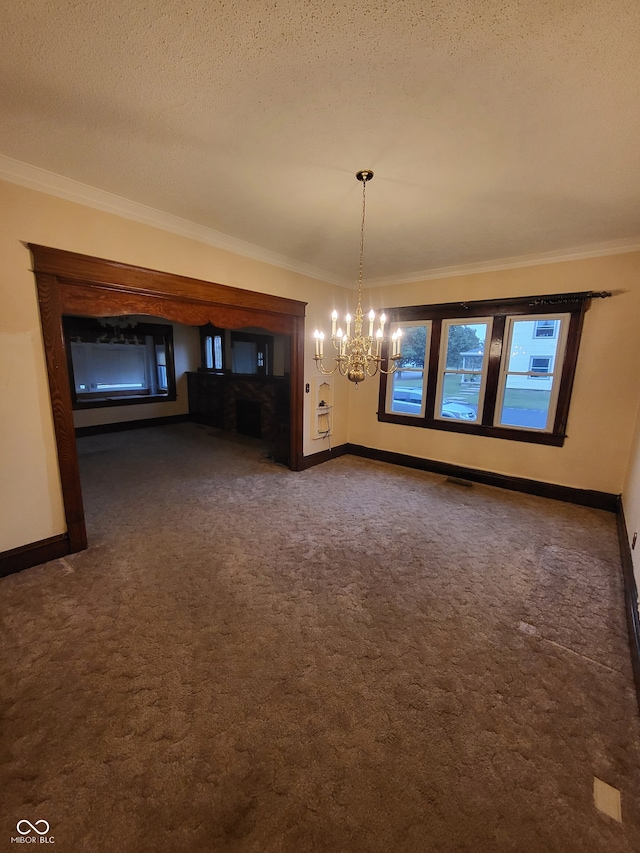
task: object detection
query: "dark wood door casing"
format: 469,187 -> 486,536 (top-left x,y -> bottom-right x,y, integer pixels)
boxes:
29,244 -> 308,554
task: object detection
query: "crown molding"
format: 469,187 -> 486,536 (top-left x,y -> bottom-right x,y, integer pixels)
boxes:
0,154 -> 348,287
365,240 -> 640,288
2,154 -> 638,291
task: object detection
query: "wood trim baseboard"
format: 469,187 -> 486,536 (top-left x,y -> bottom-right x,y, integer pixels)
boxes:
0,534 -> 70,578
343,443 -> 620,512
616,501 -> 640,715
75,413 -> 190,437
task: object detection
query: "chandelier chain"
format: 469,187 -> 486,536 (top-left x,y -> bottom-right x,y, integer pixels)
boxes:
358,176 -> 366,305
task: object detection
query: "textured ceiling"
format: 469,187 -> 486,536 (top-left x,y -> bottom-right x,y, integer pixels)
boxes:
1,0 -> 639,284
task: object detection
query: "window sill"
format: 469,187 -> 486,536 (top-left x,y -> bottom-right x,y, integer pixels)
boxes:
377,411 -> 566,446
73,393 -> 177,410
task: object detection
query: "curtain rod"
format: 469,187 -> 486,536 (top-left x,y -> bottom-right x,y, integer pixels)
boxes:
528,290 -> 612,306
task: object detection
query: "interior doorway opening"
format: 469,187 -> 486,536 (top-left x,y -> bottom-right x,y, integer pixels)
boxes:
64,313 -> 293,466
31,244 -> 306,556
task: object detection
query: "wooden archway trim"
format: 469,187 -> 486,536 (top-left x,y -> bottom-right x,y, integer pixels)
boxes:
29,244 -> 307,554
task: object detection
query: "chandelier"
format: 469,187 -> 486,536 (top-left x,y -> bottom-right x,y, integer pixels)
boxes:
313,169 -> 402,385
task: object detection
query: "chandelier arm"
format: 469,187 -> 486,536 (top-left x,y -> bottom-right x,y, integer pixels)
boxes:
313,359 -> 340,376
378,366 -> 400,376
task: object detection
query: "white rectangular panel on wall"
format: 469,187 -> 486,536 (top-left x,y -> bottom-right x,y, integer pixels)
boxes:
311,378 -> 333,440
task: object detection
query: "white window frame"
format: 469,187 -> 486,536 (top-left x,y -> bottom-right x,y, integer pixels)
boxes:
385,320 -> 431,418
434,318 -> 493,424
495,313 -> 569,432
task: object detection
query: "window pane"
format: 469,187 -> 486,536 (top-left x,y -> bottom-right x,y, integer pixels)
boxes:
156,345 -> 168,390
88,344 -> 147,391
445,323 -> 487,369
440,373 -> 479,420
534,319 -> 558,338
498,376 -> 552,429
496,315 -> 567,431
232,341 -> 257,373
388,324 -> 428,415
213,335 -> 223,370
389,369 -> 425,414
506,320 -> 561,373
204,336 -> 214,369
505,321 -> 534,370
436,321 -> 489,423
397,325 -> 427,370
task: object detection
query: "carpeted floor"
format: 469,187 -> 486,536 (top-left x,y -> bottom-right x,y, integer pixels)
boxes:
1,423 -> 639,851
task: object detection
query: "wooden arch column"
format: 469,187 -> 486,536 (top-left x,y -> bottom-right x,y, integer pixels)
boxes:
29,244 -> 307,554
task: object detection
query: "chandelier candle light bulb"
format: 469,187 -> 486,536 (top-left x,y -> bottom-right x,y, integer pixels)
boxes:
313,329 -> 325,359
375,328 -> 383,357
313,170 -> 403,386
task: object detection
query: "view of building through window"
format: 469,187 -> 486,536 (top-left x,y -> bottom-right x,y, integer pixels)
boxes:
497,318 -> 565,430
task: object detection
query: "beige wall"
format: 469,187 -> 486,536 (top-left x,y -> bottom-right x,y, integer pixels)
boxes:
352,251 -> 640,495
0,179 -> 346,552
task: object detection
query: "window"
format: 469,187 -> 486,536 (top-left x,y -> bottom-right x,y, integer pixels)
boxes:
64,316 -> 177,409
232,340 -> 258,374
378,292 -> 600,446
435,320 -> 492,424
71,342 -> 148,393
198,326 -> 274,376
387,323 -> 429,416
204,334 -> 224,370
529,356 -> 552,377
200,324 -> 225,371
534,319 -> 558,338
156,344 -> 168,390
495,315 -> 569,431
230,331 -> 272,376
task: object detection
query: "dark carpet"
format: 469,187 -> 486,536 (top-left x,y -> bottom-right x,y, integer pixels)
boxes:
1,423 -> 639,851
